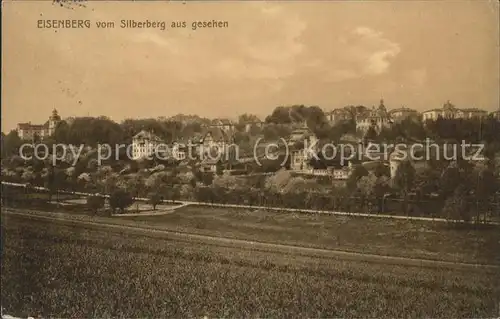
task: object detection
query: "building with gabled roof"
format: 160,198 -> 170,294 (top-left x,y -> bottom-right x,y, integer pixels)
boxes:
388,106 -> 420,122
422,101 -> 488,121
17,109 -> 61,140
210,118 -> 235,133
131,130 -> 164,160
491,108 -> 500,120
355,99 -> 393,133
326,108 -> 351,124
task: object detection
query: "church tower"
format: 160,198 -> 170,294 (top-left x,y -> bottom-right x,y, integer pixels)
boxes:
48,109 -> 61,136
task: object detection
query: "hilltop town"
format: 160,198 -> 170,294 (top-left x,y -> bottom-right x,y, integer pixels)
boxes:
2,99 -> 500,222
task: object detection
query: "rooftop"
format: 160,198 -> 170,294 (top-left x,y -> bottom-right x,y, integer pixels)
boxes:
132,130 -> 163,142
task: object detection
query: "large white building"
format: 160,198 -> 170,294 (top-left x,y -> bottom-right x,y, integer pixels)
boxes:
131,130 -> 163,160
355,100 -> 393,133
422,101 -> 488,121
17,109 -> 61,140
288,125 -> 319,171
326,108 -> 351,125
388,107 -> 420,122
491,109 -> 500,120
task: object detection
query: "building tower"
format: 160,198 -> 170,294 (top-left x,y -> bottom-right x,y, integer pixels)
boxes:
48,109 -> 61,136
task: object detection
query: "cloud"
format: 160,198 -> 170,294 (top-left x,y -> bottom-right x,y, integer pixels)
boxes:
122,3 -> 307,83
303,26 -> 401,82
351,26 -> 401,75
353,26 -> 381,37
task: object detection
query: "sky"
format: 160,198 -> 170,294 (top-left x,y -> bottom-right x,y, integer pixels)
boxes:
2,0 -> 499,132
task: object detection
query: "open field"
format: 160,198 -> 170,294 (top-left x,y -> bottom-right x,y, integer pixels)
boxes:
119,206 -> 500,265
2,215 -> 499,318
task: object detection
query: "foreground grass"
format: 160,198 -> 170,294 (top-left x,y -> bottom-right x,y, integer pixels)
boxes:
2,215 -> 499,318
120,206 -> 500,265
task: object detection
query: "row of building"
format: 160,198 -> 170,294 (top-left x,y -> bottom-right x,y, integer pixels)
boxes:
14,105 -> 496,182
326,100 -> 499,133
15,101 -> 500,142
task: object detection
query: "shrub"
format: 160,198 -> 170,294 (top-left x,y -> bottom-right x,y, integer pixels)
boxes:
87,195 -> 105,215
109,190 -> 134,214
147,192 -> 163,210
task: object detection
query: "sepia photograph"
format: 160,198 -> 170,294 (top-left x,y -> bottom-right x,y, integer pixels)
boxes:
1,0 -> 500,317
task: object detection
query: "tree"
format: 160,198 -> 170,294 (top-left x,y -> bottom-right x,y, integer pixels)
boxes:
238,113 -> 260,124
21,169 -> 36,185
413,167 -> 441,198
265,106 -> 293,124
373,162 -> 390,178
439,162 -> 462,198
145,170 -> 180,201
53,116 -> 124,147
346,165 -> 369,191
364,126 -> 378,142
469,164 -> 499,222
392,160 -> 416,215
43,165 -> 67,203
109,190 -> 134,214
95,166 -> 118,194
147,192 -> 163,210
213,175 -> 241,189
262,123 -> 291,140
442,185 -> 471,223
357,173 -> 390,213
127,173 -> 146,212
215,162 -> 224,176
87,195 -> 105,215
265,169 -> 292,193
282,177 -> 325,194
201,172 -> 214,186
77,172 -> 94,191
1,130 -> 22,158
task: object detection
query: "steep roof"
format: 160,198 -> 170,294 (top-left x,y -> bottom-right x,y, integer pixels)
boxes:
422,109 -> 443,113
17,122 -> 46,130
389,107 -> 418,114
460,108 -> 488,113
50,109 -> 61,121
423,106 -> 488,114
132,130 -> 162,142
201,126 -> 234,143
326,108 -> 349,116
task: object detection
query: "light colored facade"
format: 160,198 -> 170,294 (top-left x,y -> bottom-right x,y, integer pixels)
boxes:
242,121 -> 264,133
332,168 -> 350,180
210,119 -> 235,134
293,167 -> 350,179
422,101 -> 488,121
389,149 -> 430,179
289,126 -> 319,171
287,124 -> 318,147
196,126 -> 237,165
131,130 -> 163,160
490,109 -> 500,120
388,107 -> 419,122
356,99 -> 392,133
326,108 -> 351,124
171,143 -> 186,161
200,158 -> 218,172
17,109 -> 61,140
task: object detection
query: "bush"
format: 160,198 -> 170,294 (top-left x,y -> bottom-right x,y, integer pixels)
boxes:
109,190 -> 134,214
86,195 -> 105,215
442,188 -> 471,223
147,192 -> 163,210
